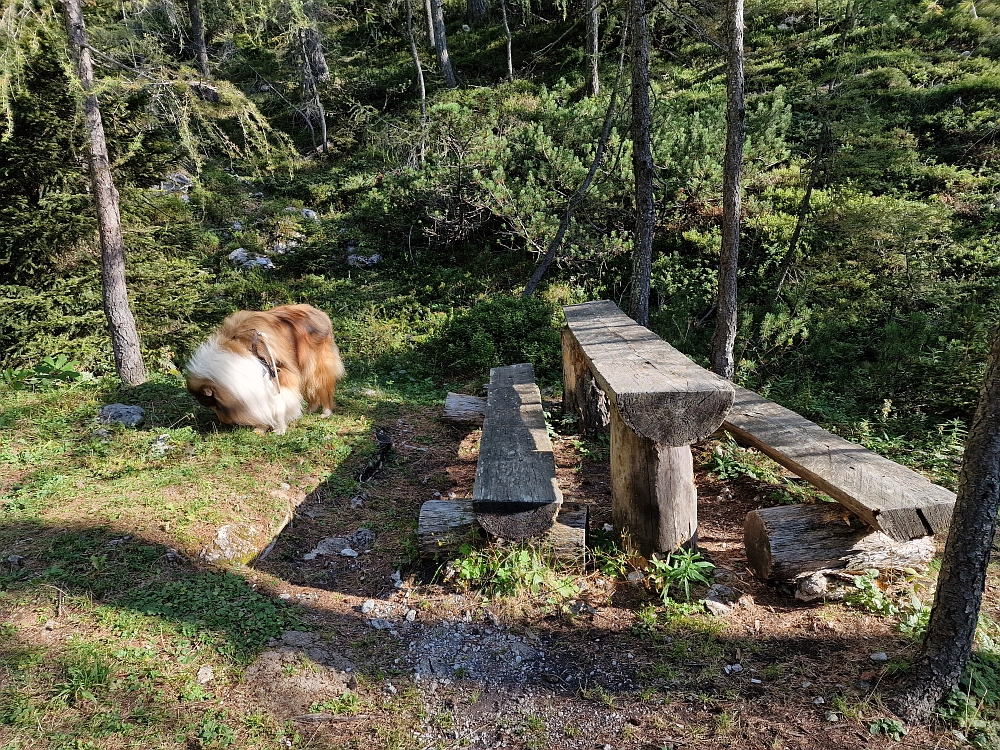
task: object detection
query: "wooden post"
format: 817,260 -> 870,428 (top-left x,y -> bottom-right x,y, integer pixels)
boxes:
610,407 -> 697,555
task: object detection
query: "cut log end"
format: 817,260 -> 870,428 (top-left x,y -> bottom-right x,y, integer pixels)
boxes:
475,501 -> 561,541
442,392 -> 486,427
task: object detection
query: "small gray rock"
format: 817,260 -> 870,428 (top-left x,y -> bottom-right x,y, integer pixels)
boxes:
370,618 -> 393,630
405,609 -> 417,622
626,570 -> 644,584
704,598 -> 732,617
825,712 -> 839,722
301,208 -> 319,221
724,663 -> 743,675
196,665 -> 214,684
350,528 -> 376,550
341,548 -> 359,558
813,696 -> 825,705
7,555 -> 24,567
870,651 -> 889,662
361,600 -> 376,615
98,404 -> 145,428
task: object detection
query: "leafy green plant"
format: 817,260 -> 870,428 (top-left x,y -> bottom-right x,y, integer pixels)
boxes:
647,548 -> 715,603
311,691 -> 362,715
53,648 -> 112,704
447,543 -> 579,599
869,717 -> 908,741
1,355 -> 92,391
845,570 -> 931,636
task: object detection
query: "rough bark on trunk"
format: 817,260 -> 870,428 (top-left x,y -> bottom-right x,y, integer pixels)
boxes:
63,0 -> 146,386
188,0 -> 211,79
430,0 -> 457,88
585,0 -> 600,97
425,0 -> 436,48
467,0 -> 487,25
892,325 -> 1000,723
710,0 -> 744,379
627,0 -> 654,327
405,0 -> 428,166
299,26 -> 328,153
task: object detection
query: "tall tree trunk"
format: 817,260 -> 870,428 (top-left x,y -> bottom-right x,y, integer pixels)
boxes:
299,26 -> 328,153
405,0 -> 428,166
710,0 -> 745,379
63,0 -> 146,386
500,0 -> 514,81
892,326 -> 1000,723
188,0 -> 211,79
585,0 -> 600,97
430,0 -> 457,87
425,0 -> 436,48
467,0 -> 487,25
627,0 -> 654,327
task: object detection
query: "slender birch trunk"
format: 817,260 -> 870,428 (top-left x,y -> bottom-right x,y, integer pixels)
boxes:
500,0 -> 514,81
405,0 -> 428,166
628,0 -> 654,327
63,0 -> 146,385
710,0 -> 745,379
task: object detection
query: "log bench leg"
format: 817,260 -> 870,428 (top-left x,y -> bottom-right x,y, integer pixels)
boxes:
562,329 -> 610,436
610,406 -> 697,557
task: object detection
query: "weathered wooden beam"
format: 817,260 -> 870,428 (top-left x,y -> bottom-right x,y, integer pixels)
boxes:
610,406 -> 697,556
472,364 -> 563,539
417,499 -> 588,565
725,385 -> 955,541
563,300 -> 734,446
441,392 -> 486,427
744,503 -> 936,583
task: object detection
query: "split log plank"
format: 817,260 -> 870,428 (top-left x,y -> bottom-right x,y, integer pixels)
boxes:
418,499 -> 588,564
563,300 -> 734,446
744,503 -> 936,582
442,392 -> 486,426
726,385 -> 955,540
472,364 -> 562,539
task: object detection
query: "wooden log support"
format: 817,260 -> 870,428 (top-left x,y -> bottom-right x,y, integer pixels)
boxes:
561,328 -> 610,436
442,392 -> 486,427
744,503 -> 936,582
418,499 -> 588,564
472,364 -> 563,540
725,385 -> 956,541
563,300 -> 735,557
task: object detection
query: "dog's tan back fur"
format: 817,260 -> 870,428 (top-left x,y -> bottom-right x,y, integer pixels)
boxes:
186,304 -> 345,432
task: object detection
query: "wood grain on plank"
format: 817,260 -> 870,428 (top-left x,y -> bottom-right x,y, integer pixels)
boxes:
563,300 -> 734,446
725,385 -> 955,540
473,363 -> 562,539
744,503 -> 936,581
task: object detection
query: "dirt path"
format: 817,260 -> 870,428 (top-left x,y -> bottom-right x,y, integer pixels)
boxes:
242,405 -> 964,750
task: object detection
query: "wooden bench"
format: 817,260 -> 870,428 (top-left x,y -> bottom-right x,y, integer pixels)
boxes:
562,300 -> 735,557
418,363 -> 587,563
725,386 -> 956,588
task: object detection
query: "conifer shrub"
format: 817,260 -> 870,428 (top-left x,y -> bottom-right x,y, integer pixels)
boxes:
428,295 -> 561,381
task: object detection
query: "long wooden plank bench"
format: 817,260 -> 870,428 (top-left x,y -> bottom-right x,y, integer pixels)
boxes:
417,363 -> 587,564
724,386 -> 955,541
562,300 -> 735,557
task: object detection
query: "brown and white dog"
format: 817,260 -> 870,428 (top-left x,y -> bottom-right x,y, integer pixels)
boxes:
186,304 -> 345,434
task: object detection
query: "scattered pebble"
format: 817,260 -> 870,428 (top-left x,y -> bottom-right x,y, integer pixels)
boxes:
813,697 -> 825,705
98,404 -> 145,427
341,548 -> 359,557
870,652 -> 889,662
724,664 -> 744,675
825,712 -> 839,722
361,600 -> 376,614
196,665 -> 214,684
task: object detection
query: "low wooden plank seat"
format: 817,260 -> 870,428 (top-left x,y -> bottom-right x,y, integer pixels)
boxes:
471,363 -> 563,539
562,300 -> 735,557
417,499 -> 588,564
725,385 -> 956,541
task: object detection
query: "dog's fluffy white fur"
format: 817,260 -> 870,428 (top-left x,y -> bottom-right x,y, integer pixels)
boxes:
186,304 -> 344,434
